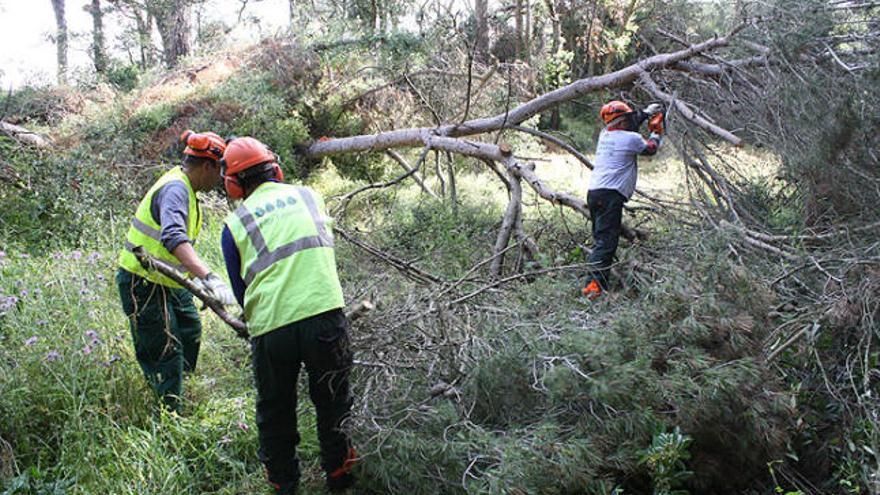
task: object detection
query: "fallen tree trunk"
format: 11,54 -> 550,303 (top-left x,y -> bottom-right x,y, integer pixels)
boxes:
304,25 -> 745,158
0,121 -> 51,148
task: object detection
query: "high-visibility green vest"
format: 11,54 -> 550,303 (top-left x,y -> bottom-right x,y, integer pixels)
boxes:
224,182 -> 344,337
118,167 -> 202,288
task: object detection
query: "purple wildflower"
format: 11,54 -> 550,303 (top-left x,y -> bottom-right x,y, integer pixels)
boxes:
87,252 -> 101,264
82,345 -> 92,355
33,288 -> 42,296
45,350 -> 61,362
19,253 -> 29,259
0,295 -> 19,312
19,289 -> 28,298
25,336 -> 38,346
237,422 -> 249,431
36,319 -> 47,326
52,252 -> 64,260
0,251 -> 5,258
70,250 -> 82,261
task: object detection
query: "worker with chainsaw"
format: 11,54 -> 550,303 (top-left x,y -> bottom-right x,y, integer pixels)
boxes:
582,101 -> 664,299
219,137 -> 356,494
116,130 -> 237,412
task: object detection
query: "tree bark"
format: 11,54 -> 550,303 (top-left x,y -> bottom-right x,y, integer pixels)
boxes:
150,0 -> 191,68
49,0 -> 68,84
546,0 -> 561,128
514,0 -> 523,60
474,0 -> 489,62
491,165 -> 522,277
86,0 -> 108,74
0,121 -> 52,148
137,8 -> 155,68
524,0 -> 531,63
288,0 -> 295,30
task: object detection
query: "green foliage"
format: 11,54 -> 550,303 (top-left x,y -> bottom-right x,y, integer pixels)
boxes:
0,86 -> 80,126
640,427 -> 693,495
541,46 -> 574,92
377,199 -> 500,277
0,230 -> 329,494
0,137 -> 137,249
104,63 -> 141,93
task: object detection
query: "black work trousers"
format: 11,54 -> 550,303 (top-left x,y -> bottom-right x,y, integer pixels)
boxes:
251,308 -> 354,486
584,188 -> 626,290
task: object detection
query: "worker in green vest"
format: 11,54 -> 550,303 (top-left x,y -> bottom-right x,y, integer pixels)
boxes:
219,137 -> 356,494
116,130 -> 236,413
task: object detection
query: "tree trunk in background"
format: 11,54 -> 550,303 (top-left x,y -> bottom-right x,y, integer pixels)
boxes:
514,0 -> 522,60
50,0 -> 68,84
369,0 -> 378,34
150,0 -> 191,68
524,0 -> 531,63
585,0 -> 599,77
87,0 -> 108,74
115,0 -> 156,69
474,0 -> 488,62
288,0 -> 295,30
545,0 -> 561,129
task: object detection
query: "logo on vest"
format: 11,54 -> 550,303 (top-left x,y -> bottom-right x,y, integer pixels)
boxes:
253,195 -> 298,218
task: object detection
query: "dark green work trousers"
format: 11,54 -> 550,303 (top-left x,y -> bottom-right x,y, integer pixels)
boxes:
251,308 -> 354,487
116,268 -> 202,412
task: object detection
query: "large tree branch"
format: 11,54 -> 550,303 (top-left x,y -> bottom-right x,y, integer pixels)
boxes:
638,71 -> 742,146
0,121 -> 51,148
305,28 -> 744,158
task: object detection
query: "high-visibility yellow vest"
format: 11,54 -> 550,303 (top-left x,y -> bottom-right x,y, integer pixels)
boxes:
224,182 -> 344,337
118,167 -> 202,288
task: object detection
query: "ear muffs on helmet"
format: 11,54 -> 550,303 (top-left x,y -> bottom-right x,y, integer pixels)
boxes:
181,129 -> 225,161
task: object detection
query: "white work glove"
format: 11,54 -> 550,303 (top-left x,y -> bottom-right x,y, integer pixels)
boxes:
643,103 -> 663,115
194,273 -> 237,306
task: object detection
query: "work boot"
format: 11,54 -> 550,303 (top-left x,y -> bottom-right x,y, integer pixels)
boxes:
326,472 -> 355,492
269,480 -> 297,495
581,280 -> 602,300
326,447 -> 358,492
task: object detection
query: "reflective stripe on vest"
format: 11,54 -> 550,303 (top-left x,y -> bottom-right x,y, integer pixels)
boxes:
224,182 -> 344,336
233,186 -> 334,285
117,167 -> 201,288
131,217 -> 161,240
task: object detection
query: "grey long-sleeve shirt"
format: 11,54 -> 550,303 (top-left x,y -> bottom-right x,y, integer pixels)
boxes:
149,181 -> 194,252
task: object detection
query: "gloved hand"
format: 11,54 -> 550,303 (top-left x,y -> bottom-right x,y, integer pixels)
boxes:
643,103 -> 663,115
648,113 -> 665,135
195,273 -> 237,306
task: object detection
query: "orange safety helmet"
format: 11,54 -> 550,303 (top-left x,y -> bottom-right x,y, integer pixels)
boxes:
180,129 -> 226,161
599,100 -> 633,125
221,137 -> 284,199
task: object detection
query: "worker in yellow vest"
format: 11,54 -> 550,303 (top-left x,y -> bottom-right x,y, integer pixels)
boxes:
219,137 -> 356,494
116,130 -> 236,412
